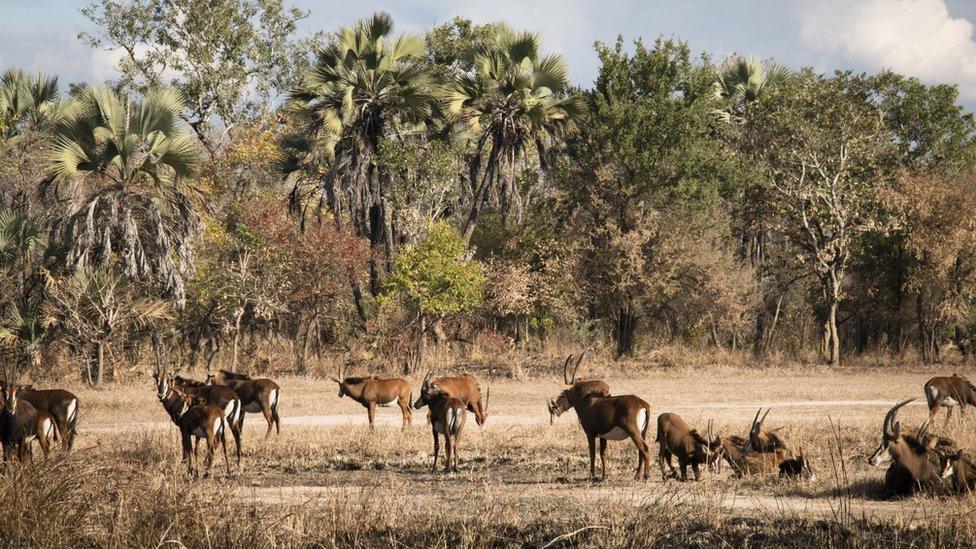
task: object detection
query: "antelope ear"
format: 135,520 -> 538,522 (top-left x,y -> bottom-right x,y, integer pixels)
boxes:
926,436 -> 939,450
893,421 -> 901,437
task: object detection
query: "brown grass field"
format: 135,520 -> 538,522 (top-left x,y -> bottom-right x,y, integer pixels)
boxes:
3,361 -> 976,547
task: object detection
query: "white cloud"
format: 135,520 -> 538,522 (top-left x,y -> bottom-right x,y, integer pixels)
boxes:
90,48 -> 124,82
801,0 -> 976,99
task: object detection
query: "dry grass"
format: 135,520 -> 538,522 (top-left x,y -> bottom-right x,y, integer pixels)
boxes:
4,362 -> 976,546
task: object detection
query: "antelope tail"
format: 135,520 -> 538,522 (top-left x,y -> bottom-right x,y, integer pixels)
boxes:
926,383 -> 939,409
641,406 -> 651,442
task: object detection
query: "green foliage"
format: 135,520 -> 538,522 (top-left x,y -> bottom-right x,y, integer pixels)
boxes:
386,222 -> 484,319
80,0 -> 309,141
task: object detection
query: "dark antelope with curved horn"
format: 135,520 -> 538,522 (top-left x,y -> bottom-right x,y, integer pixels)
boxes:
206,369 -> 282,438
875,399 -> 946,497
655,413 -> 718,481
923,374 -> 976,424
0,383 -> 57,463
414,371 -> 488,472
412,371 -> 487,426
547,352 -> 610,424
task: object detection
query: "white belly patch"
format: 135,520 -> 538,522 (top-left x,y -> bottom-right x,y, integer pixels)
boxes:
943,397 -> 960,407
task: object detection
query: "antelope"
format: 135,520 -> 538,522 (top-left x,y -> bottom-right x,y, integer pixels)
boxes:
709,434 -> 747,474
722,409 -> 792,477
206,370 -> 282,438
0,381 -> 78,451
868,425 -> 956,469
412,373 -> 487,426
947,450 -> 976,493
875,399 -> 946,497
547,353 -> 610,425
330,364 -> 412,428
0,383 -> 57,463
655,414 -> 717,481
414,372 -> 484,472
550,381 -> 652,480
154,384 -> 230,476
923,374 -> 976,424
779,447 -> 816,480
154,371 -> 242,467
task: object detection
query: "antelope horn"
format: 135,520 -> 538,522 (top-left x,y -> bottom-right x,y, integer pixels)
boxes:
750,408 -> 763,435
563,355 -> 573,385
883,398 -> 915,438
758,408 -> 771,430
571,351 -> 586,384
708,419 -> 714,444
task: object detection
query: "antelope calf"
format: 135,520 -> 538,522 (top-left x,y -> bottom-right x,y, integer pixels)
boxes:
0,384 -> 57,463
548,353 -> 610,424
155,372 -> 243,467
207,370 -> 282,438
0,382 -> 78,451
655,414 -> 716,481
550,381 -> 652,480
923,374 -> 976,424
154,385 -> 230,476
331,365 -> 412,428
412,373 -> 487,426
875,399 -> 946,497
414,373 -> 481,472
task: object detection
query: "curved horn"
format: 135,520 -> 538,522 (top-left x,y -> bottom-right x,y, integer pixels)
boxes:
750,408 -> 763,436
883,398 -> 915,438
758,409 -> 770,431
571,351 -> 585,384
563,355 -> 573,385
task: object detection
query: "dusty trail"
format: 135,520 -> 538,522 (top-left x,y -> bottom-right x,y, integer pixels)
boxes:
81,398 -> 927,432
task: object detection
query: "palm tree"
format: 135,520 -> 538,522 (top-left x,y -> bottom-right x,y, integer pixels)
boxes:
288,11 -> 438,294
0,69 -> 60,138
445,24 -> 582,243
712,56 -> 792,122
47,85 -> 201,303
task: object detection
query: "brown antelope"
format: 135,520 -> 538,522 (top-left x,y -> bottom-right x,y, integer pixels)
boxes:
154,384 -> 230,476
547,353 -> 610,424
868,425 -> 956,469
0,383 -> 57,463
414,372 -> 483,472
778,447 -> 816,480
0,382 -> 78,451
655,414 -> 717,481
206,370 -> 282,437
722,409 -> 792,477
550,382 -> 652,480
947,450 -> 976,493
874,399 -> 946,497
709,434 -> 746,474
155,372 -> 242,467
923,374 -> 976,424
412,373 -> 487,426
330,364 -> 412,428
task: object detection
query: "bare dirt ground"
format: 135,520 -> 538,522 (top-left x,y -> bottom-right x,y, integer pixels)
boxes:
61,366 -> 976,528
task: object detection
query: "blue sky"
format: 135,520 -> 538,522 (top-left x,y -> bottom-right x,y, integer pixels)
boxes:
4,0 -> 976,107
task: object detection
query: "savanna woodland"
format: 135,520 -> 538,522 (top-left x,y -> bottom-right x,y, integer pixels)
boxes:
3,3 -> 976,547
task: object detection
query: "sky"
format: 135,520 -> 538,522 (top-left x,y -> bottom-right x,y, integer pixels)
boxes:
3,0 -> 976,108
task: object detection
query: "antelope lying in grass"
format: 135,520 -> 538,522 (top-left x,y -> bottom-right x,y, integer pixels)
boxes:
414,372 -> 486,472
656,414 -> 717,481
722,409 -> 793,477
155,372 -> 242,467
550,381 -> 652,480
547,353 -> 610,425
923,374 -> 976,424
206,370 -> 282,437
154,384 -> 230,476
331,365 -> 412,428
947,450 -> 976,493
412,373 -> 487,426
0,381 -> 78,451
778,447 -> 816,480
0,383 -> 57,463
874,399 -> 947,497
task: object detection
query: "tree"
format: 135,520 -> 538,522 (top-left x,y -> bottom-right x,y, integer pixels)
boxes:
0,70 -> 61,207
288,11 -> 438,294
742,72 -> 892,365
48,85 -> 202,303
80,0 -> 309,152
46,267 -> 170,387
712,56 -> 792,123
445,23 -> 582,242
561,37 -> 744,357
386,221 -> 484,368
0,69 -> 60,139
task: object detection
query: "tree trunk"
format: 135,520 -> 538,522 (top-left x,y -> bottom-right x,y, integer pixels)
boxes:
827,299 -> 840,365
615,307 -> 638,358
95,339 -> 105,388
231,308 -> 243,371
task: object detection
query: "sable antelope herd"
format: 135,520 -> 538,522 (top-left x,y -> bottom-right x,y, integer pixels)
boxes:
3,354 -> 976,501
